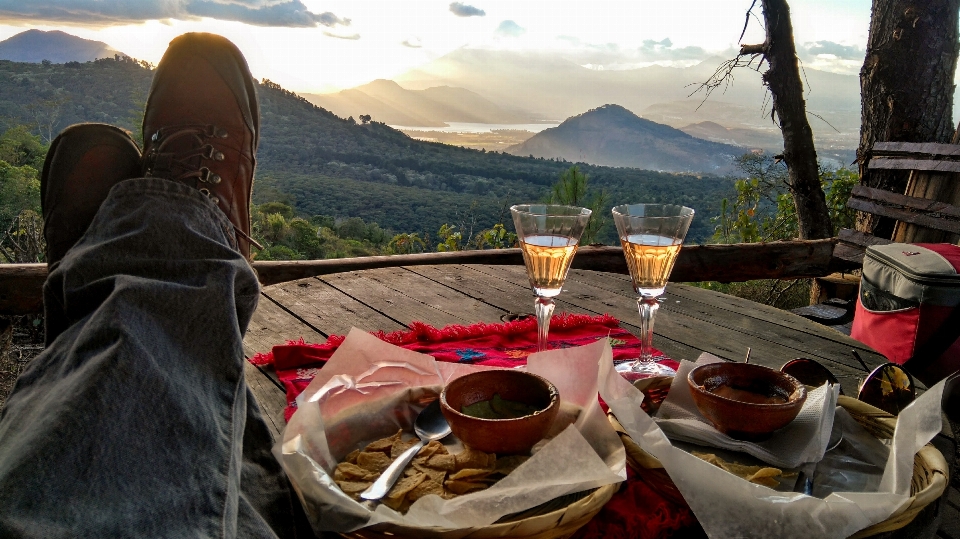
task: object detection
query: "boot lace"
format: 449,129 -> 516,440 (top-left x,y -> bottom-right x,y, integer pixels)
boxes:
144,124 -> 262,251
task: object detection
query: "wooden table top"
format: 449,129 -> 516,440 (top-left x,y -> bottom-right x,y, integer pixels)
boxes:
242,263 -> 887,443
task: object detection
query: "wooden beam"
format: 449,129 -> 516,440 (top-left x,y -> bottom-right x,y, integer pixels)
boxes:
0,263 -> 45,315
872,141 -> 960,156
846,197 -> 960,234
0,240 -> 838,315
833,229 -> 892,265
851,185 -> 960,218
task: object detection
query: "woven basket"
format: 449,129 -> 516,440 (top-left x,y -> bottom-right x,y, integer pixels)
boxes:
609,394 -> 949,538
339,482 -> 618,539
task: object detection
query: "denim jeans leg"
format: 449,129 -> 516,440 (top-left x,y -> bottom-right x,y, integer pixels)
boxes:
0,178 -> 295,538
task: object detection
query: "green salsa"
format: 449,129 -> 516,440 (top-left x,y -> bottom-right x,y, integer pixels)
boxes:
461,394 -> 540,419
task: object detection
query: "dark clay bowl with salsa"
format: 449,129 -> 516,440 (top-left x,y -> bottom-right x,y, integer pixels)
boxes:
440,370 -> 560,455
687,363 -> 806,441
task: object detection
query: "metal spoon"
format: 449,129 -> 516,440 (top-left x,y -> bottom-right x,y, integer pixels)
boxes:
361,399 -> 452,500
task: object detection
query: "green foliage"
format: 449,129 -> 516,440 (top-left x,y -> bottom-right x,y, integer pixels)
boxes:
701,153 -> 859,309
250,201 -> 388,260
547,165 -> 608,245
436,223 -> 462,252
473,223 -> 517,249
258,201 -> 295,220
387,233 -> 427,254
712,152 -> 858,243
694,279 -> 813,310
0,209 -> 44,263
0,56 -> 154,136
0,161 -> 40,226
0,126 -> 46,169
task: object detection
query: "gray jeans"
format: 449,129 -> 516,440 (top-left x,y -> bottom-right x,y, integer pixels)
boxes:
0,179 -> 303,538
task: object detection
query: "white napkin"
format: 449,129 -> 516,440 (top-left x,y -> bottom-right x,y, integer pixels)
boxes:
655,353 -> 839,468
600,349 -> 949,539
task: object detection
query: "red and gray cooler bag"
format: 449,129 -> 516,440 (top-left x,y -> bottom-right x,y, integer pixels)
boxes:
851,243 -> 960,384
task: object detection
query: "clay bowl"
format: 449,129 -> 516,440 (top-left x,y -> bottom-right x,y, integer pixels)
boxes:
440,370 -> 560,455
687,363 -> 806,441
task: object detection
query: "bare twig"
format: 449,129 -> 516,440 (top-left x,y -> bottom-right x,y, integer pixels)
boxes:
687,53 -> 764,107
767,278 -> 804,306
806,111 -> 841,133
739,0 -> 759,43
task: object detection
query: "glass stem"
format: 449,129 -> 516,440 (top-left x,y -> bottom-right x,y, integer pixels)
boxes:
637,295 -> 660,364
535,296 -> 556,352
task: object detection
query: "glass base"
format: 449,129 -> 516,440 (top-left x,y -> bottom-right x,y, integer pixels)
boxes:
615,360 -> 677,381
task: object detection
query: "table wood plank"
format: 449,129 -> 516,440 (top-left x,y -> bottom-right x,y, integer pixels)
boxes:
245,361 -> 288,442
316,267 -> 507,328
264,277 -> 405,336
245,293 -> 326,357
453,264 -> 805,365
565,269 -> 885,370
410,266 -> 700,357
456,265 -> 875,394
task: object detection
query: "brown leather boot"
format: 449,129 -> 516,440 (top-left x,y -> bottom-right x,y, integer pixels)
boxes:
142,32 -> 261,259
41,123 -> 142,266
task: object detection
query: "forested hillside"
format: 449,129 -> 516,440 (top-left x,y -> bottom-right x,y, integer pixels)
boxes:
0,57 -> 735,243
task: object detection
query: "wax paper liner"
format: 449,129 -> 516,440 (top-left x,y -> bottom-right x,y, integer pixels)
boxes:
600,350 -> 948,539
655,354 -> 840,469
277,328 -> 626,535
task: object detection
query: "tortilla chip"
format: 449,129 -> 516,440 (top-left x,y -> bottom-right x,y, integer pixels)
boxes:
390,437 -> 419,459
449,468 -> 492,481
387,472 -> 427,500
692,451 -> 786,486
381,493 -> 412,513
445,479 -> 488,495
364,430 -> 402,453
455,448 -> 496,471
416,440 -> 445,460
335,428 -> 534,513
407,477 -> 445,502
334,462 -> 377,482
426,453 -> 456,471
336,480 -> 372,496
357,450 -> 392,473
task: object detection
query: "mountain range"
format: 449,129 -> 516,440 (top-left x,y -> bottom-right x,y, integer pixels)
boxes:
392,48 -> 863,146
0,30 -> 124,63
507,105 -> 742,174
0,53 -> 734,243
302,79 -> 542,127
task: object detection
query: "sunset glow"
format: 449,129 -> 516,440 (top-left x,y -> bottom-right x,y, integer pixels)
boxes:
0,0 -> 871,93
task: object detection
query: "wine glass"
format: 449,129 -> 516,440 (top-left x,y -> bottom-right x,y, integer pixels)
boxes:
510,204 -> 592,352
612,203 -> 694,378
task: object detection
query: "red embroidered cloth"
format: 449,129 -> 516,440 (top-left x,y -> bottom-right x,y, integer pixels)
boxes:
249,313 -> 693,539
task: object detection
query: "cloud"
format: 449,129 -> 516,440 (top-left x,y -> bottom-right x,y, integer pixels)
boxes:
496,20 -> 524,37
0,0 -> 350,28
799,40 -> 863,60
316,11 -> 351,28
637,37 -> 706,61
401,37 -> 422,48
323,31 -> 360,40
449,2 -> 485,17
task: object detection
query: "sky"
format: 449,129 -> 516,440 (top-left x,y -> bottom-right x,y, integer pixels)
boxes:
0,0 -> 873,94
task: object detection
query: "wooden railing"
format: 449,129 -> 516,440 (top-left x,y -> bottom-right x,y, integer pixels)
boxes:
0,239 -> 839,315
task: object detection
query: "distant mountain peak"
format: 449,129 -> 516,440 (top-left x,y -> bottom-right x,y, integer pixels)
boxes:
0,29 -> 124,63
507,104 -> 742,173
